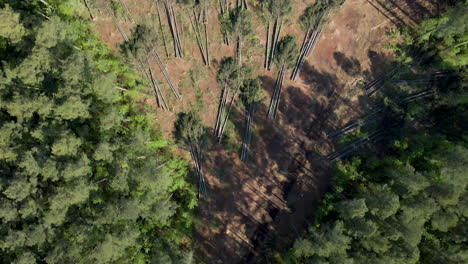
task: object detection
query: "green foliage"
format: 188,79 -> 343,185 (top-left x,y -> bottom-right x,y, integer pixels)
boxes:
240,77 -> 264,107
110,0 -> 127,20
289,135 -> 468,263
221,7 -> 253,40
275,35 -> 298,68
0,4 -> 26,44
262,0 -> 293,19
121,24 -> 156,62
173,111 -> 208,150
216,56 -> 252,91
0,3 -> 196,263
416,1 -> 468,68
299,1 -> 328,31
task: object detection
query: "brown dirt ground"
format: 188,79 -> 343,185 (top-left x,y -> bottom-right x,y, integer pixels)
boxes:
92,0 -> 440,263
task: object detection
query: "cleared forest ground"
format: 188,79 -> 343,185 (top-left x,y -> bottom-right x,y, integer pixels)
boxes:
92,0 -> 440,263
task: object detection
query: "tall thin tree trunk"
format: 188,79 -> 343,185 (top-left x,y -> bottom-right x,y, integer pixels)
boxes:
165,2 -> 182,57
118,0 -> 135,23
214,88 -> 228,135
218,87 -> 240,141
268,18 -> 278,70
268,17 -> 282,70
173,7 -> 184,57
149,47 -> 182,99
241,103 -> 254,161
82,0 -> 94,20
148,67 -> 169,110
268,65 -> 285,119
237,36 -> 242,65
264,22 -> 270,69
108,4 -> 129,41
204,7 -> 210,65
189,11 -> 208,64
156,0 -> 170,57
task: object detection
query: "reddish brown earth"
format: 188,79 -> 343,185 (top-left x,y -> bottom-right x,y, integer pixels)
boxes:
92,0 -> 440,263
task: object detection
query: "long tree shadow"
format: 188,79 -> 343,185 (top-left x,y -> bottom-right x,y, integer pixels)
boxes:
334,51 -> 362,77
367,0 -> 440,29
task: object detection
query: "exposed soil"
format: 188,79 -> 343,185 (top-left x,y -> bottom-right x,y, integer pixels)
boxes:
91,0 -> 440,263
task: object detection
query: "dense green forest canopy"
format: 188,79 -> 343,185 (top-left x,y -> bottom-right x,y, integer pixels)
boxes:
0,1 -> 196,263
289,137 -> 467,264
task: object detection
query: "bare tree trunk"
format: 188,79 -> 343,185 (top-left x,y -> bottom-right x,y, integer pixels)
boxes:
82,0 -> 94,20
118,0 -> 135,23
291,28 -> 313,80
189,11 -> 208,64
241,103 -> 255,161
165,2 -> 182,57
237,36 -> 242,65
268,17 -> 282,70
291,28 -> 322,80
156,0 -> 170,57
267,65 -> 285,119
204,7 -> 210,65
148,46 -> 182,99
272,65 -> 285,119
291,28 -> 310,79
107,4 -> 129,41
264,22 -> 270,69
267,18 -> 278,70
39,0 -> 53,9
173,6 -> 184,57
148,67 -> 169,110
214,88 -> 228,135
218,87 -> 240,141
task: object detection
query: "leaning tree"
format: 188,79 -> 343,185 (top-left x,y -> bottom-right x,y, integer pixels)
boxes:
240,78 -> 263,161
261,0 -> 293,70
214,57 -> 251,142
174,111 -> 209,198
221,7 -> 253,65
267,35 -> 298,119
